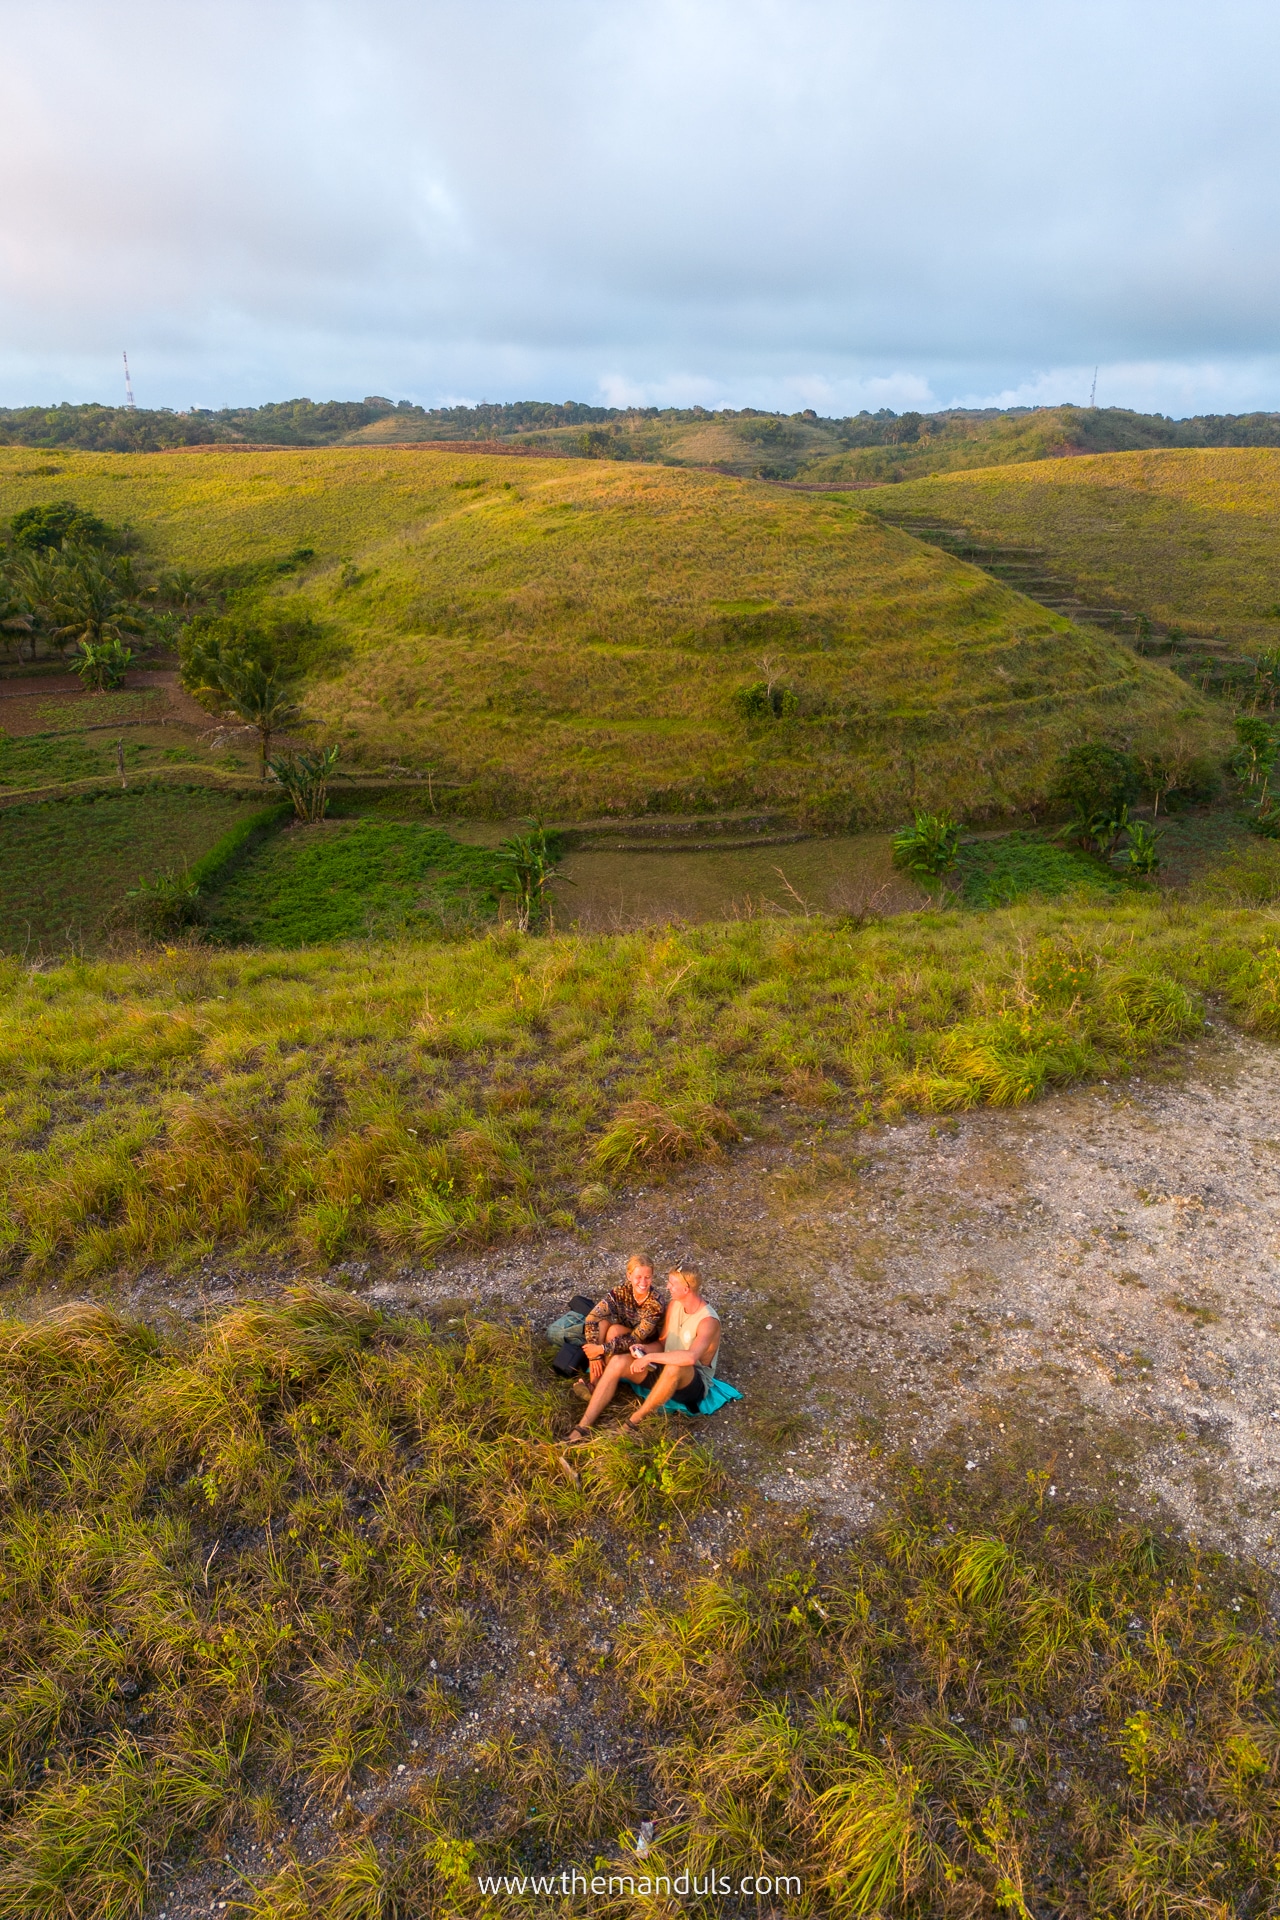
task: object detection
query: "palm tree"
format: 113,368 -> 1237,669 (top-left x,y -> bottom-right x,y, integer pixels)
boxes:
23,548 -> 144,674
206,652 -> 302,777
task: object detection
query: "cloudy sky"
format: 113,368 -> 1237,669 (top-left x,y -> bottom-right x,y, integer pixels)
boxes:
0,0 -> 1276,417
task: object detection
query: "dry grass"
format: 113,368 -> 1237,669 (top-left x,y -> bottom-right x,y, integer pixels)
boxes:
2,1290 -> 1278,1917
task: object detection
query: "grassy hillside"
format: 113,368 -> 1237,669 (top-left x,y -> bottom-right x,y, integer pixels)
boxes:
350,399 -> 1280,485
8,884 -> 1280,1283
12,396 -> 1280,481
0,447 -> 1220,824
861,448 -> 1280,662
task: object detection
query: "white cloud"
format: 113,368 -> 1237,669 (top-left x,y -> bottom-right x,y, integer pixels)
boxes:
0,0 -> 1279,413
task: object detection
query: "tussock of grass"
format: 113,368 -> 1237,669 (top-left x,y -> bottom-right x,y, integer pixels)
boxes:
2,1293 -> 1278,1918
0,447 -> 1220,823
11,893 -> 1280,1277
617,1477 -> 1280,1918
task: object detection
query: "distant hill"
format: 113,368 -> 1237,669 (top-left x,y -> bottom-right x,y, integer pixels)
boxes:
5,396 -> 1280,480
860,447 -> 1280,689
0,444 -> 1222,824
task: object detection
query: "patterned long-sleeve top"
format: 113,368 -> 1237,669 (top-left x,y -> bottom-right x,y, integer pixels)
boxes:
583,1278 -> 665,1357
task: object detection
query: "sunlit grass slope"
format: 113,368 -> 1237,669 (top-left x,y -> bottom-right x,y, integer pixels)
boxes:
3,1291 -> 1278,1919
7,892 -> 1280,1284
862,448 -> 1280,651
0,447 -> 1217,823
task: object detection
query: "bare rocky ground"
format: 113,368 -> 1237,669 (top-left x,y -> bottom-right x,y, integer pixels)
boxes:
120,1021 -> 1280,1566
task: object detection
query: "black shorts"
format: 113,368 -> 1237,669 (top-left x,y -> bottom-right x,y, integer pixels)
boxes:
670,1372 -> 704,1412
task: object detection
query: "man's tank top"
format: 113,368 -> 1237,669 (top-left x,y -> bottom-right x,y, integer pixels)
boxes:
663,1299 -> 720,1374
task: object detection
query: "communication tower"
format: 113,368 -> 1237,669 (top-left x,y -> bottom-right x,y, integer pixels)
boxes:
1089,366 -> 1098,408
123,352 -> 135,409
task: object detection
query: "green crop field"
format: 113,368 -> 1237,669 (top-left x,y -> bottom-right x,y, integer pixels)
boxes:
0,446 -> 1224,826
205,818 -> 505,947
0,789 -> 275,955
861,448 -> 1280,656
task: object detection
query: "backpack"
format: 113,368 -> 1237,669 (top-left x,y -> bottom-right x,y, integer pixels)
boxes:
545,1294 -> 597,1347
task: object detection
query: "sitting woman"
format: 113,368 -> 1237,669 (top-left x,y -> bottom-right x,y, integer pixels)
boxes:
566,1267 -> 720,1444
578,1254 -> 663,1390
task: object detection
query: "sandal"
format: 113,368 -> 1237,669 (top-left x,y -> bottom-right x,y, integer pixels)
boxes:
623,1414 -> 644,1433
565,1426 -> 593,1447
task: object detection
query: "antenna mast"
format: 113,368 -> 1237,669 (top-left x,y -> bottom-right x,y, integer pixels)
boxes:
1089,365 -> 1098,408
122,351 -> 135,409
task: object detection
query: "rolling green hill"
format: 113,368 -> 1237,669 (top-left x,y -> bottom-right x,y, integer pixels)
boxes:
347,400 -> 1280,485
0,445 -> 1223,823
8,396 -> 1280,481
860,447 -> 1280,670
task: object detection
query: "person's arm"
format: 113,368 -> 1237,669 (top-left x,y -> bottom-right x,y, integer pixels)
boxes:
581,1296 -> 613,1357
628,1302 -> 674,1359
642,1318 -> 718,1368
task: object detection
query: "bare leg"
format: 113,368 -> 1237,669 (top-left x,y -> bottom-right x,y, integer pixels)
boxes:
585,1323 -> 636,1388
627,1362 -> 694,1426
571,1352 -> 647,1436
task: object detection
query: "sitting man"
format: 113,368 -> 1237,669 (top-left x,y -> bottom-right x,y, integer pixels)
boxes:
575,1254 -> 664,1395
566,1266 -> 720,1443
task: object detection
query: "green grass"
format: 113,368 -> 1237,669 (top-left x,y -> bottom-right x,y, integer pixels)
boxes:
0,730 -> 241,798
952,831 -> 1122,908
0,790 -> 278,955
1,1289 -> 1278,1919
862,447 -> 1280,658
0,448 -> 1223,825
11,889 -> 1280,1280
29,690 -> 166,729
205,818 -> 506,946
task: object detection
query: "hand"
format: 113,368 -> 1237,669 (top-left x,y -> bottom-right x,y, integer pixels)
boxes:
582,1342 -> 604,1360
588,1358 -> 604,1385
630,1346 -> 645,1358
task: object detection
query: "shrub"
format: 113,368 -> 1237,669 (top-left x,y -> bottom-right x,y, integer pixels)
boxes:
1054,743 -> 1140,820
73,635 -> 133,692
733,680 -> 798,720
120,868 -> 202,937
492,821 -> 565,931
1126,821 -> 1163,875
268,744 -> 339,822
891,812 -> 960,878
1165,752 -> 1221,809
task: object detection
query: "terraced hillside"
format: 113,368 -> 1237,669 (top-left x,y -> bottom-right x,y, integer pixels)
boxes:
862,448 -> 1280,696
0,446 -> 1221,822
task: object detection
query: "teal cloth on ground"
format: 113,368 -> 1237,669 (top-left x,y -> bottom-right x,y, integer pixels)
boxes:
626,1374 -> 743,1417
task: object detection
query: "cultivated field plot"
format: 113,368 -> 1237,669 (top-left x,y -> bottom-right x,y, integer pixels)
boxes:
0,789 -> 270,953
0,446 -> 1221,823
206,817 -> 506,947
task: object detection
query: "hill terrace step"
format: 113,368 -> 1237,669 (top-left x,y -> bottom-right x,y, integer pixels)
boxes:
556,810 -> 807,853
572,831 -> 812,854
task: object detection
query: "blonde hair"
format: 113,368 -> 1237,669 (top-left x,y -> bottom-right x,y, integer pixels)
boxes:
667,1267 -> 700,1289
625,1253 -> 654,1279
